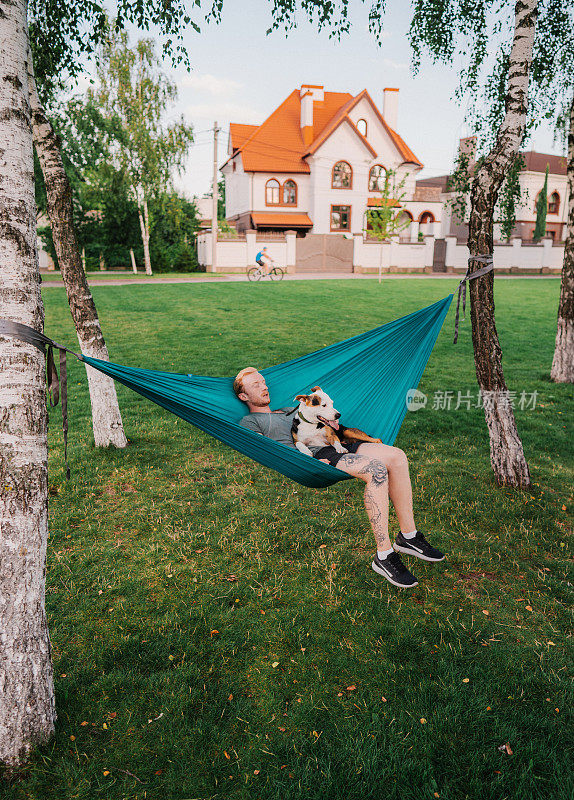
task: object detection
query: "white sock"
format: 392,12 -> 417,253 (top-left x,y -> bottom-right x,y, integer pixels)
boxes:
401,529 -> 418,539
377,546 -> 394,559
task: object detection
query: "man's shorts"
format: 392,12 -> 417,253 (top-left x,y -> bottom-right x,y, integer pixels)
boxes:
256,259 -> 265,267
313,441 -> 363,467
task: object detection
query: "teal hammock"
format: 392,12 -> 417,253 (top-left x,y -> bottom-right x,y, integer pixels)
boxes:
76,293 -> 454,489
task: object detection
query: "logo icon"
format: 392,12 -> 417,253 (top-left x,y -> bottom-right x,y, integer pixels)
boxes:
406,389 -> 427,412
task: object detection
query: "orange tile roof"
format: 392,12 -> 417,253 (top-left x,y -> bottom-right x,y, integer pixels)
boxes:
229,123 -> 258,151
367,197 -> 401,207
251,212 -> 313,227
225,87 -> 422,172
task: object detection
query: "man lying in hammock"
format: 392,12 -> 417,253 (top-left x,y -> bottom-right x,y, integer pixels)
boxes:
233,367 -> 445,590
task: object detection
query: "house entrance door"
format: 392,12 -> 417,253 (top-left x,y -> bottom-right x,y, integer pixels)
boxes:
296,234 -> 354,272
432,238 -> 447,272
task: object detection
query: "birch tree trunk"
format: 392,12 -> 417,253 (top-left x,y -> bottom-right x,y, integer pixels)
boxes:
467,0 -> 537,488
0,0 -> 56,771
550,92 -> 574,383
138,199 -> 152,275
27,53 -> 128,448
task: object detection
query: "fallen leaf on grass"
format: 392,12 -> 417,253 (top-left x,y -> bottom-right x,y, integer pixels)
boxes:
346,685 -> 357,691
420,718 -> 427,724
482,610 -> 490,616
462,678 -> 470,683
525,605 -> 533,612
497,743 -> 513,755
272,662 -> 279,668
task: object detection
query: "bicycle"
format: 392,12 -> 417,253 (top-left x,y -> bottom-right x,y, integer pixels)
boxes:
247,264 -> 284,281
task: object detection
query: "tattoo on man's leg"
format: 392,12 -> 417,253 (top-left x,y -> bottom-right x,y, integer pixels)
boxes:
337,455 -> 389,486
364,480 -> 389,549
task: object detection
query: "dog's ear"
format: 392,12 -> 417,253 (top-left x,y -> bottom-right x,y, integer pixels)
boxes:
294,394 -> 308,403
311,385 -> 322,392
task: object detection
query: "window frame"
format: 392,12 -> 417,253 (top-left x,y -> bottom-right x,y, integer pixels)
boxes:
265,178 -> 281,206
548,191 -> 560,214
331,161 -> 353,190
282,179 -> 297,206
356,118 -> 368,137
368,164 -> 386,192
330,204 -> 351,232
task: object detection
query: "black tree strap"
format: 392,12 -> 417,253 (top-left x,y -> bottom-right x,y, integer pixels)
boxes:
453,255 -> 495,344
0,320 -> 82,479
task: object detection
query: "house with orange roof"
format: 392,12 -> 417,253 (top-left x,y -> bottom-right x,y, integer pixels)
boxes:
417,136 -> 569,242
221,84 -> 442,242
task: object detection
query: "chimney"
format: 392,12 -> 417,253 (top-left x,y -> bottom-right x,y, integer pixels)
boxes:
300,84 -> 324,147
382,87 -> 399,130
458,135 -> 476,166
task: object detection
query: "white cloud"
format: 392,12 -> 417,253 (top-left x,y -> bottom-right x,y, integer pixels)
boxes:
178,72 -> 243,95
186,102 -> 262,124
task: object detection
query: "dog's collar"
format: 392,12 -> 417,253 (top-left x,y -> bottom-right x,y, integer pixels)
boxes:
297,409 -> 314,424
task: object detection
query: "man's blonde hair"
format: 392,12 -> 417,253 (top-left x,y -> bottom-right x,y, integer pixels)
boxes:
233,367 -> 259,398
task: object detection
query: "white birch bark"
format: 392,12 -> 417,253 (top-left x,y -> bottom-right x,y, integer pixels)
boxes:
550,92 -> 574,383
0,0 -> 56,770
467,0 -> 538,487
138,198 -> 152,275
27,53 -> 128,448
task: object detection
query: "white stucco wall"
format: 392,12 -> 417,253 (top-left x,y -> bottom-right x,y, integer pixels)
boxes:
222,155 -> 252,218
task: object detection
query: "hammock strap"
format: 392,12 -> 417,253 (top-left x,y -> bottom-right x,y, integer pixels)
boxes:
453,255 -> 494,344
0,320 -> 82,479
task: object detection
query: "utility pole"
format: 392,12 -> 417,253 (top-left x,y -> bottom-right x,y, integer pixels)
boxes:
211,121 -> 219,272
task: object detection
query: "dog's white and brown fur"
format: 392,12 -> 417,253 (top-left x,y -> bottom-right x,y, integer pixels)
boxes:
291,386 -> 382,456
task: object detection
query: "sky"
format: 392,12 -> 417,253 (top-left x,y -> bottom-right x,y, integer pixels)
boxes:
111,0 -> 564,199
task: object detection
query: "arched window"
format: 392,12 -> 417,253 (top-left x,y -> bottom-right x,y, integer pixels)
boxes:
283,180 -> 297,205
369,165 -> 386,192
332,161 -> 353,189
419,211 -> 435,224
356,118 -> 367,137
548,192 -> 560,214
265,179 -> 281,205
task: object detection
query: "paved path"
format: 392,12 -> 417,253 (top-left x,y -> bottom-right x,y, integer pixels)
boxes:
41,272 -> 559,287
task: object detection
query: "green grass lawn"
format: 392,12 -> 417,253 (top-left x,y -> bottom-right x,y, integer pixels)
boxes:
5,279 -> 572,800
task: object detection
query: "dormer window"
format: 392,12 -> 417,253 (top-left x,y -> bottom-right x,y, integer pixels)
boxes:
356,119 -> 367,137
332,161 -> 352,189
265,179 -> 281,205
369,165 -> 386,192
548,192 -> 560,214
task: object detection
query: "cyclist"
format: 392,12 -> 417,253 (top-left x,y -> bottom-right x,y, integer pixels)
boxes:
255,247 -> 275,276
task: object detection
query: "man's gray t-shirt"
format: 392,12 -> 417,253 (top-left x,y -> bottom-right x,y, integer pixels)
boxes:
239,407 -> 298,449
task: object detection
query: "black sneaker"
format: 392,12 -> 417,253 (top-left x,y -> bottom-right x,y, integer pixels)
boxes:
394,530 -> 446,562
371,551 -> 419,588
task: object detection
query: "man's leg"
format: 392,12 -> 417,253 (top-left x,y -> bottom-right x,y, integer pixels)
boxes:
353,443 -> 446,563
334,453 -> 391,552
354,443 -> 416,534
